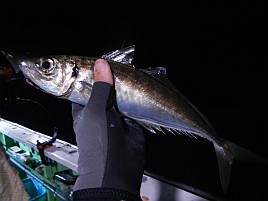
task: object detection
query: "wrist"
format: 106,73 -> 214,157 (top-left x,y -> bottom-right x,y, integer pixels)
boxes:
73,187 -> 142,201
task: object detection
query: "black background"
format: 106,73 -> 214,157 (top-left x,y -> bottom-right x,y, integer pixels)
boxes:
0,2 -> 267,201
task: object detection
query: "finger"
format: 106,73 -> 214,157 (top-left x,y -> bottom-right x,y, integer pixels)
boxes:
94,58 -> 114,85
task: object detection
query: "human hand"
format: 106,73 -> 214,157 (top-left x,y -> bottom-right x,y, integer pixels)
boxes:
72,59 -> 145,201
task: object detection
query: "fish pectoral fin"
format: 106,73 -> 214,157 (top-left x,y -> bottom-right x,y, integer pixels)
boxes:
101,45 -> 135,67
74,81 -> 93,93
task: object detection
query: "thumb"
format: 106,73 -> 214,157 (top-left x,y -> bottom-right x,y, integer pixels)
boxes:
94,58 -> 114,85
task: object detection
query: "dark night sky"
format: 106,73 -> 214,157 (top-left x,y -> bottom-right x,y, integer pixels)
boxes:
0,2 -> 267,201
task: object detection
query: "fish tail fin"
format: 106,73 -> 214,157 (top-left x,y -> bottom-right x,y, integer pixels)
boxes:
222,138 -> 268,165
214,138 -> 268,194
213,140 -> 233,194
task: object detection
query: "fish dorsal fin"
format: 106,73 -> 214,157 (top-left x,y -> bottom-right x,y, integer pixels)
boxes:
140,66 -> 167,76
140,67 -> 180,93
101,45 -> 135,67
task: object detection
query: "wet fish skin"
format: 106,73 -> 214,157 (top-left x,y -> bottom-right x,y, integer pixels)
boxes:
16,54 -> 217,139
3,46 -> 267,194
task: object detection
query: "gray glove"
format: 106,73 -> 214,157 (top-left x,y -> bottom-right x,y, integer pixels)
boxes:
72,82 -> 145,201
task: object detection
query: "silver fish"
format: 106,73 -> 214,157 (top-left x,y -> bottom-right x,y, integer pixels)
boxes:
2,46 -> 267,194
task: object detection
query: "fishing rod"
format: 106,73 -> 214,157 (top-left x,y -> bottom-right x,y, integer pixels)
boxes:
1,96 -> 58,137
2,97 -> 60,165
1,67 -> 59,149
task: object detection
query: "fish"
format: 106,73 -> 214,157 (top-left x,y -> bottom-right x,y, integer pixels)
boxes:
2,45 -> 267,194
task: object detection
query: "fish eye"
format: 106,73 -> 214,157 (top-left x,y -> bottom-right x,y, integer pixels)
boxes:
40,58 -> 55,71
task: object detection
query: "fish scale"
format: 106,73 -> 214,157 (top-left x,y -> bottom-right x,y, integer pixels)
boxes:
2,46 -> 268,195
